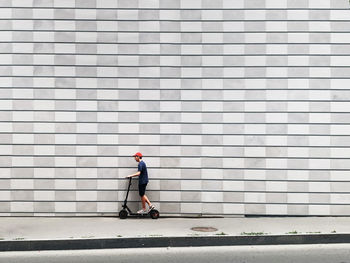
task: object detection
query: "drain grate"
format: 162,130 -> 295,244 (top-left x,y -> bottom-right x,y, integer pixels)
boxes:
191,227 -> 218,232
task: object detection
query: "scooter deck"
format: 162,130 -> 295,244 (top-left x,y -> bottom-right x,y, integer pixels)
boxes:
129,209 -> 156,217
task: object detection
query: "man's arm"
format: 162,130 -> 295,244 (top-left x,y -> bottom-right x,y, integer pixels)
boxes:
126,171 -> 141,178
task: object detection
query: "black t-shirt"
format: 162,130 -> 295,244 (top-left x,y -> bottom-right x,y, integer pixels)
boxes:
138,160 -> 149,185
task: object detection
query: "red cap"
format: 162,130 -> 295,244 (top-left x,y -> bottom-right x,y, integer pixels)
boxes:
133,152 -> 142,157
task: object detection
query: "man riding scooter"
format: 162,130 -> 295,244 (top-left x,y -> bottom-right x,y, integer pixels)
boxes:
126,152 -> 155,214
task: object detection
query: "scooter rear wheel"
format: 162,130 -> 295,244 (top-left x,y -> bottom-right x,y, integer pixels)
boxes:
119,209 -> 128,219
150,209 -> 160,219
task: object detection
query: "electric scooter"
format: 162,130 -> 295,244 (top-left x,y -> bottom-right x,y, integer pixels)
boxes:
119,177 -> 160,219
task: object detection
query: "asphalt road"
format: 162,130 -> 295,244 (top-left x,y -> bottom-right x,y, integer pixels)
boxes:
1,244 -> 350,263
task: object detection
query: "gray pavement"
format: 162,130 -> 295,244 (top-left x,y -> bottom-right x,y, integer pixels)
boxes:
2,244 -> 350,263
1,217 -> 350,251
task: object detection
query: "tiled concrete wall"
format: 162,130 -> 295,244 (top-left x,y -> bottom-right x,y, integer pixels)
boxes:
1,0 -> 350,216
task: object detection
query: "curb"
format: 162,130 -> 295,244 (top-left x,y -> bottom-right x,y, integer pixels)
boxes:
1,234 -> 350,251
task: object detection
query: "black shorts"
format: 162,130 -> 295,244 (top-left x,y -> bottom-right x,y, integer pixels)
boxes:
138,184 -> 147,197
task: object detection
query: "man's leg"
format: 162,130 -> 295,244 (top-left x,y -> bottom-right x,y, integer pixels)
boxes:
141,195 -> 152,209
139,184 -> 153,211
139,184 -> 147,211
143,195 -> 152,207
141,195 -> 147,210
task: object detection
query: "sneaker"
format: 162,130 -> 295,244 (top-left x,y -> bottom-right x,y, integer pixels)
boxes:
137,209 -> 147,214
149,205 -> 155,211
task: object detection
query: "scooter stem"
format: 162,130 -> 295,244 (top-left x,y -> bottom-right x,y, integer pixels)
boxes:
123,177 -> 132,207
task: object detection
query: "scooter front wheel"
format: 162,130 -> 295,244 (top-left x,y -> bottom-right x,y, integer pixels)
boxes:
119,209 -> 128,219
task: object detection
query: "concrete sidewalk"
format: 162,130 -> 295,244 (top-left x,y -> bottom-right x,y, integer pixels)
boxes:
1,217 -> 350,251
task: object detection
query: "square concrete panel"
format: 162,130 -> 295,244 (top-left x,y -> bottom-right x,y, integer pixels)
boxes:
245,204 -> 266,215
34,202 -> 55,213
287,205 -> 309,215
